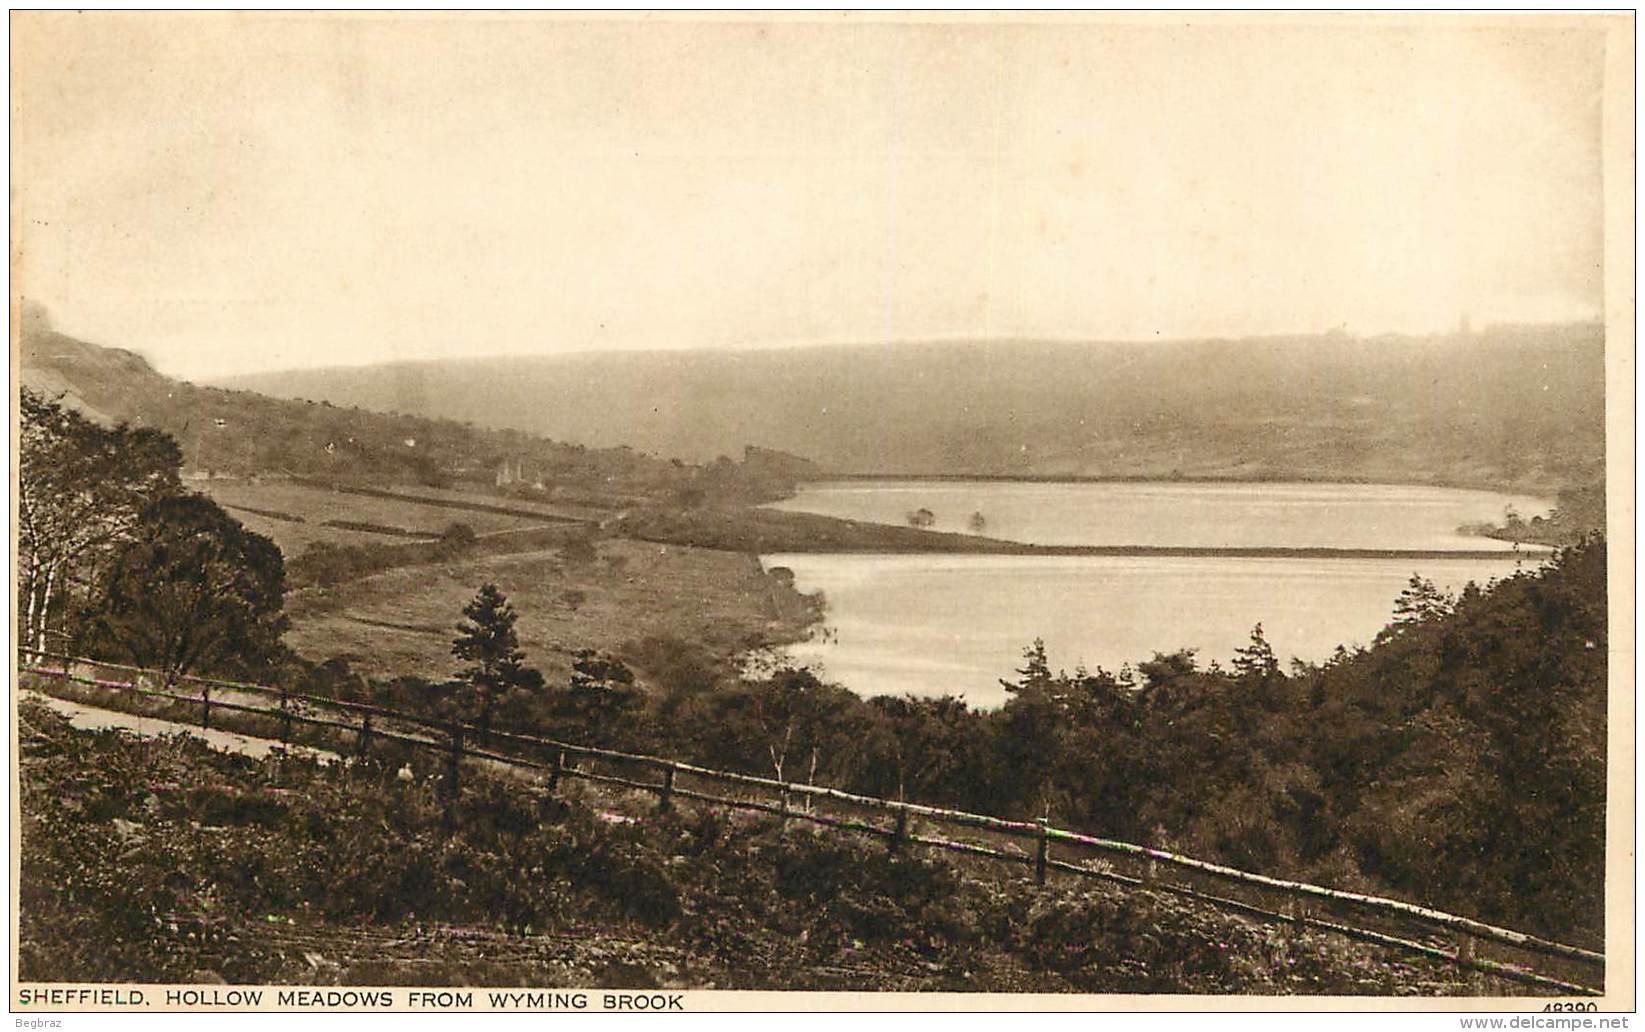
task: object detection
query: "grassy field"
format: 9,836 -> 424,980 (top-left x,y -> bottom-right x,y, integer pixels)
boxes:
199,480 -> 828,689
350,481 -> 614,522
196,479 -> 577,555
284,538 -> 818,686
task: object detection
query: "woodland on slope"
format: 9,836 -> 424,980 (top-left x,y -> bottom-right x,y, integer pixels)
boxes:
18,303 -> 794,504
218,322 -> 1606,497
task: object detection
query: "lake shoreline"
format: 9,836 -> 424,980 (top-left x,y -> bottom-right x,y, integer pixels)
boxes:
809,471 -> 1566,501
763,544 -> 1549,561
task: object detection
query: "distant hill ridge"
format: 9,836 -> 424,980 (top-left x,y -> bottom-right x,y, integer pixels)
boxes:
215,324 -> 1606,496
16,306 -> 697,496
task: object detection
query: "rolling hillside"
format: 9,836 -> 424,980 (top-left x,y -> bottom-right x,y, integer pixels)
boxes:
216,324 -> 1606,496
16,303 -> 688,498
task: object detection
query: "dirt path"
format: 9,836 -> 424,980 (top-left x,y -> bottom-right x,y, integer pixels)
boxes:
20,690 -> 342,764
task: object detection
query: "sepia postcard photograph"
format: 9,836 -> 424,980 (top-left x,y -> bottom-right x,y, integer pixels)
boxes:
7,9 -> 1636,1017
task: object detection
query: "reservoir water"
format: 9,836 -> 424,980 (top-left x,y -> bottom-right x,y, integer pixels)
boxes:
765,479 -> 1548,551
761,481 -> 1549,706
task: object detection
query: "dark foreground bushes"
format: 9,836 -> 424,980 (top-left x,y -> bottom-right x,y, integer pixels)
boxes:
19,700 -> 1484,993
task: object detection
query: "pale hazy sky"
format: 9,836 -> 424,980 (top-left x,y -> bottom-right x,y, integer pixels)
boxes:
13,14 -> 1609,380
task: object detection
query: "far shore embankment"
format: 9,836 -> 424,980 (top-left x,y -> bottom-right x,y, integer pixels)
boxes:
612,505 -> 1549,562
761,544 -> 1548,561
806,470 -> 1566,502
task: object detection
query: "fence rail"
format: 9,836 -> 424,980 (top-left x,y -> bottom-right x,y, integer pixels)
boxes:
17,650 -> 1604,997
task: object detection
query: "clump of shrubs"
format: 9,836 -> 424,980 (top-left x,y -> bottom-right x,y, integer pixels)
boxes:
19,701 -> 1476,993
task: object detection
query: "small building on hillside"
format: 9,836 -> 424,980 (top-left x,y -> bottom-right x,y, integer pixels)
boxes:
496,458 -> 548,491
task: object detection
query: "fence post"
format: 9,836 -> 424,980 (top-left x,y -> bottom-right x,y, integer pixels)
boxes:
1457,936 -> 1488,994
200,684 -> 211,731
279,689 -> 292,746
443,725 -> 464,831
1035,818 -> 1050,886
1287,896 -> 1307,927
658,763 -> 676,813
548,749 -> 565,792
890,805 -> 909,854
358,711 -> 373,758
1146,825 -> 1166,885
447,727 -> 464,792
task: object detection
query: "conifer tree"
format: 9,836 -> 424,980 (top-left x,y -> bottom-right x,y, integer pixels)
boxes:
1003,637 -> 1055,696
452,583 -> 544,738
1231,622 -> 1280,681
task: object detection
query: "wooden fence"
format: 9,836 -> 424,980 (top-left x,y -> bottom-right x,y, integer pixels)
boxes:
17,650 -> 1605,997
